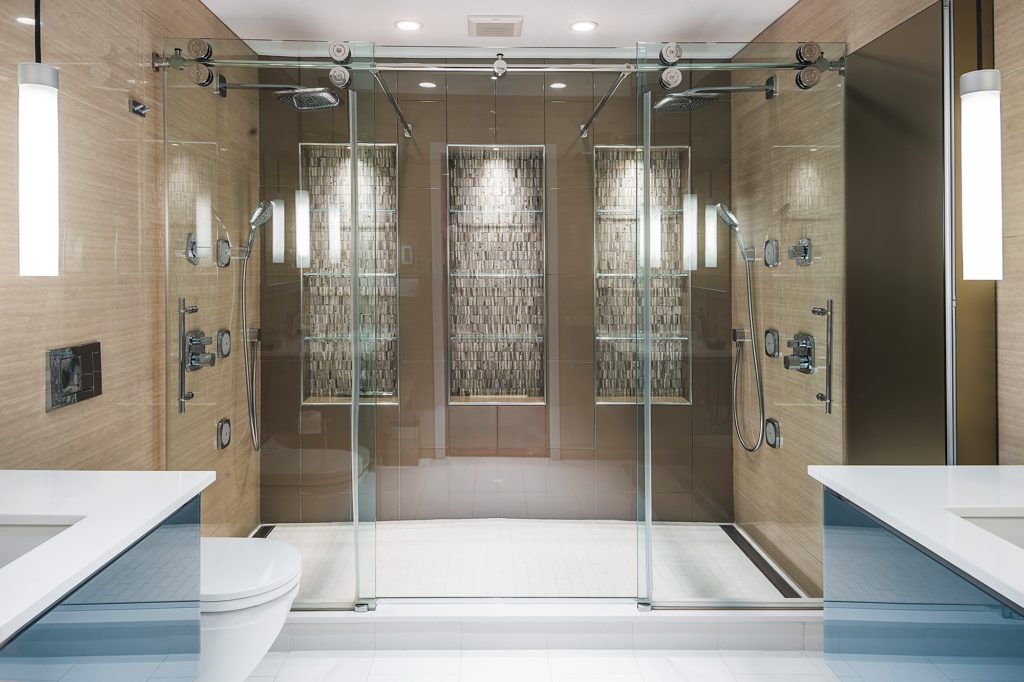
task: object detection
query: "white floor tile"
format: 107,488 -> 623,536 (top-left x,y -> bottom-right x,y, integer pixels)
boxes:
548,650 -> 641,676
723,651 -> 822,676
269,517 -> 787,603
460,651 -> 551,681
369,651 -> 462,676
274,651 -> 374,682
634,650 -> 735,681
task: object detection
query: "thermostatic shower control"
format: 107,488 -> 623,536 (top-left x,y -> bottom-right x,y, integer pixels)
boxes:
765,418 -> 782,449
788,237 -> 813,266
186,330 -> 216,372
783,332 -> 816,374
764,329 -> 780,358
764,239 -> 780,268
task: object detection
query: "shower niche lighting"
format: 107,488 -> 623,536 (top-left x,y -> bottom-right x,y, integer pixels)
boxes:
447,145 -> 546,404
594,146 -> 691,405
300,143 -> 399,405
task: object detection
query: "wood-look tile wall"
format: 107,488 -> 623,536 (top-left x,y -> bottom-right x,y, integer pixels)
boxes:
995,1 -> 1024,465
0,1 -> 258,537
733,0 -> 936,597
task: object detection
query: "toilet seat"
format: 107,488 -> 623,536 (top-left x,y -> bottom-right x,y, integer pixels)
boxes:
200,537 -> 301,613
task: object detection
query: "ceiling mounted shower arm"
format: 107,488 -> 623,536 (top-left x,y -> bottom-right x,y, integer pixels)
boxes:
371,70 -> 413,138
578,66 -> 635,140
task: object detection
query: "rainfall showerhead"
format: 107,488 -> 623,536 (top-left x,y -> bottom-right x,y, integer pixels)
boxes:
654,76 -> 779,112
274,87 -> 342,112
249,201 -> 273,228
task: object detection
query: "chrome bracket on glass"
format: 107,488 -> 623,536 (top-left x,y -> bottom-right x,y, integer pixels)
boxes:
788,237 -> 813,266
177,298 -> 199,413
783,332 -> 816,374
813,300 -> 834,414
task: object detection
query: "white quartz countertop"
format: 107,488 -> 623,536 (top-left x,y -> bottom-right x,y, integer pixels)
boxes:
809,465 -> 1024,610
0,470 -> 214,645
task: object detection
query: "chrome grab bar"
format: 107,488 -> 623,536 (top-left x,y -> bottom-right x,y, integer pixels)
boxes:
178,297 -> 198,413
812,300 -> 833,415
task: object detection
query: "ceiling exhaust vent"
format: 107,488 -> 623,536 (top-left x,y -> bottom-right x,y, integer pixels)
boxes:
467,15 -> 524,38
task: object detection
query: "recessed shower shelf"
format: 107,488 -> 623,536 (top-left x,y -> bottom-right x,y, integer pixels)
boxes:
596,207 -> 687,216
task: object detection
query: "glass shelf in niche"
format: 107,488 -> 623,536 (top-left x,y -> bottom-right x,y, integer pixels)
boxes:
308,208 -> 397,214
598,397 -> 692,406
450,333 -> 544,342
303,334 -> 398,342
303,394 -> 399,406
449,271 -> 544,278
596,272 -> 690,279
302,272 -> 398,278
448,208 -> 544,214
596,335 -> 689,342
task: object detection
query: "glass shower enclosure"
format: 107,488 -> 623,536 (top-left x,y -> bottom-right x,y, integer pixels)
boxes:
163,38 -> 845,609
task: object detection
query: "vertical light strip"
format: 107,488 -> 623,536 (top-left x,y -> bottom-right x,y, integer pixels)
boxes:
195,191 -> 212,262
682,194 -> 698,271
649,208 -> 663,268
295,189 -> 310,269
960,69 -> 1003,280
704,204 -> 718,268
328,199 -> 342,266
18,63 -> 60,276
271,199 -> 285,264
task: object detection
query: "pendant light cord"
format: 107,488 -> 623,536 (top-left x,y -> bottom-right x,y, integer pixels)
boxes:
34,0 -> 41,63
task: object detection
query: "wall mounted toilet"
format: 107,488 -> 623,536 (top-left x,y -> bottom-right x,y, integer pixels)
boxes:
198,537 -> 301,682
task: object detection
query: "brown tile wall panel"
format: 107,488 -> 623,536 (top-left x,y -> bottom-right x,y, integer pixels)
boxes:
0,1 -> 258,536
996,1 -> 1024,464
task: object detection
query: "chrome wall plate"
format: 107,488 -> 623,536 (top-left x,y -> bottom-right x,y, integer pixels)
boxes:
765,418 -> 782,448
765,329 -> 781,358
788,237 -> 813,266
216,418 -> 232,449
764,239 -> 780,267
185,233 -> 199,265
216,329 -> 232,358
46,342 -> 102,412
216,239 -> 232,267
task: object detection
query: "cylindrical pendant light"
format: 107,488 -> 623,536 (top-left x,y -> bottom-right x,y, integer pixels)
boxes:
18,1 -> 60,277
682,194 -> 698,271
960,69 -> 1003,280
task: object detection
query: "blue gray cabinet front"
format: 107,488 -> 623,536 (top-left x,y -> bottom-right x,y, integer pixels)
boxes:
823,489 -> 1024,680
0,496 -> 201,681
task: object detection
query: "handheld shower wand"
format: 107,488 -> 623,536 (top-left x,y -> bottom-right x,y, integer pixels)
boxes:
241,201 -> 272,451
717,204 -> 765,452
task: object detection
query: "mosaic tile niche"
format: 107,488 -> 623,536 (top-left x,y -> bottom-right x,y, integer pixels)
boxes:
300,143 -> 398,404
447,145 -> 546,403
594,146 -> 692,404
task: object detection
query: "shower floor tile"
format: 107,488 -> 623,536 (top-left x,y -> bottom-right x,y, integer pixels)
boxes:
266,520 -> 791,605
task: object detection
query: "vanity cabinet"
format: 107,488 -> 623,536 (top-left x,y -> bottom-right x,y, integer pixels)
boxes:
0,497 -> 201,681
823,490 -> 1024,679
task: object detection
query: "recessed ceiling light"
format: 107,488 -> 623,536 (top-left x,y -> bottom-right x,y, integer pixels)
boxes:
549,82 -> 567,89
570,20 -> 598,32
16,17 -> 35,25
395,19 -> 422,31
418,81 -> 437,88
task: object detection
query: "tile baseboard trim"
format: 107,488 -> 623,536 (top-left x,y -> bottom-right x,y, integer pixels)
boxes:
273,605 -> 824,653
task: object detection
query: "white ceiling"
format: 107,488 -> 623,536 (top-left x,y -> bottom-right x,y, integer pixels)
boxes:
199,0 -> 800,49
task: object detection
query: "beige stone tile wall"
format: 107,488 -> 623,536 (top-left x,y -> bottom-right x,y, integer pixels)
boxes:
995,1 -> 1024,464
0,1 -> 258,537
732,0 -> 936,596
